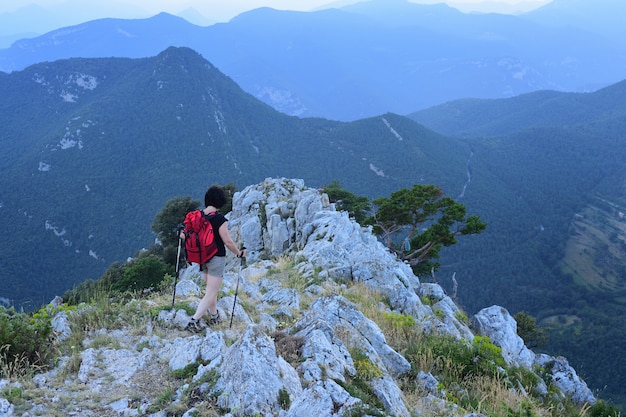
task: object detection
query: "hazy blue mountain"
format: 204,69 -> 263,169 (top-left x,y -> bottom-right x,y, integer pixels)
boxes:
0,4 -> 53,44
1,0 -> 625,121
0,1 -> 149,47
524,0 -> 626,45
0,13 -> 206,72
407,79 -> 626,137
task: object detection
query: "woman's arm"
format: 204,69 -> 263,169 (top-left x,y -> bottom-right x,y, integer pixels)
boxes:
218,222 -> 246,258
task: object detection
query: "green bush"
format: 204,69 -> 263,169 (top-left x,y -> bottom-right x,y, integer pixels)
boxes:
351,348 -> 384,381
588,400 -> 621,417
170,362 -> 202,380
277,387 -> 291,410
514,311 -> 548,348
383,311 -> 416,328
323,180 -> 371,223
332,348 -> 385,416
472,335 -> 506,373
0,306 -> 53,376
110,255 -> 173,293
405,334 -> 506,384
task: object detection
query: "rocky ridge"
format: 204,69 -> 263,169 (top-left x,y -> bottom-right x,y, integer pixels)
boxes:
0,178 -> 594,416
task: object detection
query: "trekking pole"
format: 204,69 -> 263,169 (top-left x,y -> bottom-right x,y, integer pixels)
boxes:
171,225 -> 184,310
229,247 -> 246,329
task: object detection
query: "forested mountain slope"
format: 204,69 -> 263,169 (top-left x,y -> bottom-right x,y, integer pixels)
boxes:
0,46 -> 470,310
408,79 -> 626,137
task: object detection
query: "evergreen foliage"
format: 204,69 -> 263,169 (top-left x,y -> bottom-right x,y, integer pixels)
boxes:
63,254 -> 173,304
110,255 -> 173,293
219,182 -> 237,215
151,196 -> 200,249
514,311 -> 548,349
323,180 -> 371,223
366,184 -> 486,275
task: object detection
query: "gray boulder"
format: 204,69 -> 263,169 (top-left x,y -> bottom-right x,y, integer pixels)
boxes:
534,354 -> 595,406
472,305 -> 535,368
211,325 -> 302,416
283,380 -> 361,417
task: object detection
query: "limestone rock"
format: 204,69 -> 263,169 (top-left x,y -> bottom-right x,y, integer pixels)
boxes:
211,325 -> 302,416
472,305 -> 535,368
534,354 -> 595,406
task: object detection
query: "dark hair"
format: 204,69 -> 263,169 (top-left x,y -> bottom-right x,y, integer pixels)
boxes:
204,185 -> 227,209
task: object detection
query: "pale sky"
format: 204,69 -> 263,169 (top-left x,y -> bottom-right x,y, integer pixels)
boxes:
1,0 -> 554,24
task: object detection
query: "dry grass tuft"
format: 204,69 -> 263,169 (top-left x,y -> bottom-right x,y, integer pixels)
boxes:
462,374 -> 544,416
273,330 -> 305,367
0,344 -> 45,380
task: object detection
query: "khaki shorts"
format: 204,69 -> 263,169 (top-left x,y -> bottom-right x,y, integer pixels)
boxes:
201,256 -> 226,277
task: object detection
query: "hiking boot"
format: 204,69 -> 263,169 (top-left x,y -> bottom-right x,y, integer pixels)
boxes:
208,312 -> 221,326
185,318 -> 204,333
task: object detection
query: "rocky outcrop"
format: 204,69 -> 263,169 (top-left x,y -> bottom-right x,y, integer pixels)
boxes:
472,305 -> 536,368
534,354 -> 596,406
0,178 -> 595,416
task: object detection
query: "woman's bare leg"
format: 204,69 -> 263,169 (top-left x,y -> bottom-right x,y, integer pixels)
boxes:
192,272 -> 223,320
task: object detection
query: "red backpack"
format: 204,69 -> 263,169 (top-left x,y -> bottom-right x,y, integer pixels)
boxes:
183,210 -> 218,265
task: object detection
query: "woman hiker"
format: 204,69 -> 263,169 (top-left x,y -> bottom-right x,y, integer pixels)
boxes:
182,185 -> 246,332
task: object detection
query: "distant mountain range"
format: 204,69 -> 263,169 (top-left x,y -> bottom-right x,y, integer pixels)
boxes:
1,46 -> 626,406
1,0 -> 625,121
409,79 -> 626,137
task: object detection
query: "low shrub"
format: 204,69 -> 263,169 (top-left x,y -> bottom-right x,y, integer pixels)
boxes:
0,306 -> 53,378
